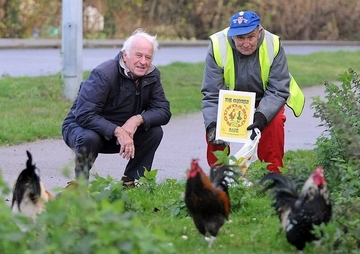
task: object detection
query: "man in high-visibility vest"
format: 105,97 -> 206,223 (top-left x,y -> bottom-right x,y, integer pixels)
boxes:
201,10 -> 305,173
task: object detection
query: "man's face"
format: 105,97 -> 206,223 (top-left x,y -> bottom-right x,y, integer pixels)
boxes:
123,37 -> 153,77
232,27 -> 262,55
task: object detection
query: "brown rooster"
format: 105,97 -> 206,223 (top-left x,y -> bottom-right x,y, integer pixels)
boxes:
184,158 -> 238,248
259,167 -> 332,251
11,151 -> 54,224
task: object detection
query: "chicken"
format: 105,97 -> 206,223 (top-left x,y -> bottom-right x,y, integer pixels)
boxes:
259,167 -> 332,251
11,150 -> 54,223
184,158 -> 238,248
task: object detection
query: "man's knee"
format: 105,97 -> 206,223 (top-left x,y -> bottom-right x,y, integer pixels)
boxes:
152,126 -> 163,141
75,129 -> 102,154
142,126 -> 163,145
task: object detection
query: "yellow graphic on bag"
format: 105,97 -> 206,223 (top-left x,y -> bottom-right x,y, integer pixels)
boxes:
216,90 -> 256,143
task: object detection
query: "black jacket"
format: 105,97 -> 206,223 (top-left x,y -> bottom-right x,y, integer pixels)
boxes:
62,52 -> 171,140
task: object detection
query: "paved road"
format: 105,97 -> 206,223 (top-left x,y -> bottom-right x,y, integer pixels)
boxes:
1,44 -> 360,77
1,44 -> 357,197
0,47 -> 208,77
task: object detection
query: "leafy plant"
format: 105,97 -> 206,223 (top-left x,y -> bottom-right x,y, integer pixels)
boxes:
138,168 -> 158,194
311,69 -> 360,191
311,68 -> 360,252
170,193 -> 187,217
0,175 -> 174,254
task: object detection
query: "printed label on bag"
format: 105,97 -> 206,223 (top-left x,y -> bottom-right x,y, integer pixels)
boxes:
216,90 -> 255,143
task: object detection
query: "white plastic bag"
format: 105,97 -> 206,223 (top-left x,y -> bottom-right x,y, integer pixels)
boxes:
231,128 -> 261,170
230,128 -> 261,186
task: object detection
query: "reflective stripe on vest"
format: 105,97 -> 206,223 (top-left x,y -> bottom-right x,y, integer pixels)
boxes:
210,27 -> 305,117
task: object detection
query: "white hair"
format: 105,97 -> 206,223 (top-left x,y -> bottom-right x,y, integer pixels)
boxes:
121,28 -> 159,58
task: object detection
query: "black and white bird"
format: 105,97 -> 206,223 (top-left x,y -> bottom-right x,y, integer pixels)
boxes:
259,167 -> 332,251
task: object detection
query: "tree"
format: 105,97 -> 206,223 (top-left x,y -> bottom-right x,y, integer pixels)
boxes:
0,0 -> 24,38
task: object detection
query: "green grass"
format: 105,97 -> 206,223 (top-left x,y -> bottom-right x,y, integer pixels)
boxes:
0,50 -> 359,146
117,150 -> 328,253
0,74 -> 71,145
287,50 -> 360,86
116,156 -> 326,254
126,182 -> 289,254
160,62 -> 204,115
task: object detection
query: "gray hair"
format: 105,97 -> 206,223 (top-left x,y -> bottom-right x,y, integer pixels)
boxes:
121,28 -> 159,58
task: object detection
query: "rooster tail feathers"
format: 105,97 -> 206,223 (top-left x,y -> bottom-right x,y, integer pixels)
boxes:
260,173 -> 298,195
210,164 -> 239,190
26,150 -> 33,169
259,173 -> 299,211
11,151 -> 43,211
24,151 -> 42,202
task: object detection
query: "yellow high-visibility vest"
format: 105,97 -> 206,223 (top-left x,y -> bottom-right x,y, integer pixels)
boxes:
210,27 -> 305,117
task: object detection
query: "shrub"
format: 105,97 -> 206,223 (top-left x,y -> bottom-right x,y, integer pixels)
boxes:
0,175 -> 174,254
311,68 -> 360,252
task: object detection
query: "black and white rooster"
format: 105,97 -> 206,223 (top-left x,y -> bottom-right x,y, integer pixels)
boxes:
11,151 -> 53,223
259,167 -> 332,251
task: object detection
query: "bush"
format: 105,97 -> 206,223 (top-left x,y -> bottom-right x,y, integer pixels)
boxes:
0,175 -> 174,254
311,68 -> 360,252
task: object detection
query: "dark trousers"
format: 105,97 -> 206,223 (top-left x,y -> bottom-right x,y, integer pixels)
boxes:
62,123 -> 163,180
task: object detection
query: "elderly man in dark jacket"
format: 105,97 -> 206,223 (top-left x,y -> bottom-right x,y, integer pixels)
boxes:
62,29 -> 171,187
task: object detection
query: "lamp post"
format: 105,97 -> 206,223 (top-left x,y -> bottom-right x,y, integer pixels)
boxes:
62,0 -> 83,101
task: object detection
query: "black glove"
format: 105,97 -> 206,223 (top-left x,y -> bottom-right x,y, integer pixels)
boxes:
206,122 -> 229,146
247,112 -> 267,140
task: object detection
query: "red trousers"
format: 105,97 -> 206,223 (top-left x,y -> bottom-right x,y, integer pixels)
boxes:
206,106 -> 286,173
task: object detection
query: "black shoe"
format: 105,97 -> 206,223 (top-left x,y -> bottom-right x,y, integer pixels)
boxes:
121,175 -> 135,188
